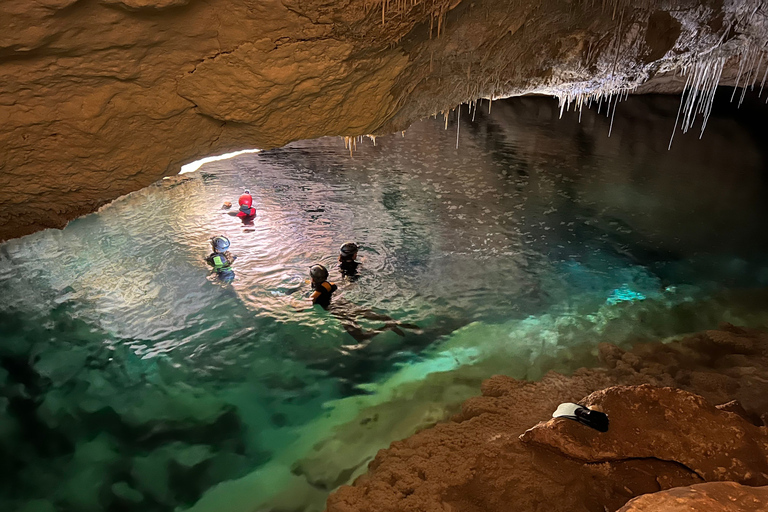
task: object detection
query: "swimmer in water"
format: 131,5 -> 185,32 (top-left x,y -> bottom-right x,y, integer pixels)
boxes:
308,264 -> 338,309
303,263 -> 420,344
205,235 -> 237,282
338,242 -> 360,281
223,190 -> 256,225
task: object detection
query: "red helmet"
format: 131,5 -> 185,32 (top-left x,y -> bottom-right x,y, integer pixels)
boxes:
238,194 -> 253,207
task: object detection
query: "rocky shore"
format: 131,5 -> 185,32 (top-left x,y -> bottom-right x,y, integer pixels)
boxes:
325,324 -> 768,512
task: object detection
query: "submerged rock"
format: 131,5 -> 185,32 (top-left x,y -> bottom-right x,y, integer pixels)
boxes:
18,500 -> 56,512
56,434 -> 120,512
34,347 -> 89,387
111,481 -> 144,504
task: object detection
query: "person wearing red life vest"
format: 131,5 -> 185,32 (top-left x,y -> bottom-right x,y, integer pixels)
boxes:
236,190 -> 256,220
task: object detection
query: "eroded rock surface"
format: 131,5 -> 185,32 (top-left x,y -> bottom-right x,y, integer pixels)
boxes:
617,482 -> 768,512
520,385 -> 768,485
2,0 -> 768,240
325,325 -> 768,512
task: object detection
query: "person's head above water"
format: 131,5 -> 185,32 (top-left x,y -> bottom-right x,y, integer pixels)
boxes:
309,264 -> 329,283
339,242 -> 358,261
239,192 -> 253,208
211,235 -> 230,253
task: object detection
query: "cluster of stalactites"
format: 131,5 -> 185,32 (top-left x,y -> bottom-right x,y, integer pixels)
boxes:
350,0 -> 768,151
532,1 -> 768,147
363,0 -> 455,38
343,135 -> 380,156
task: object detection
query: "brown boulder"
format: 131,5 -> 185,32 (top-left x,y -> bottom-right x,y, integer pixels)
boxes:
327,379 -> 768,512
617,482 -> 768,512
520,385 -> 768,485
326,375 -> 709,512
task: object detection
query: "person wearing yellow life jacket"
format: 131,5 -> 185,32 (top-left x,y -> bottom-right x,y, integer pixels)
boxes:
206,235 -> 237,282
309,264 -> 337,309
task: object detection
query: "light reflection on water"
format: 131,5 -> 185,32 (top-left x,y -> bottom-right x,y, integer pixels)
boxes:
1,94 -> 768,511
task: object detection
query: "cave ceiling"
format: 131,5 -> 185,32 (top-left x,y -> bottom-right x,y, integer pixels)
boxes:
1,0 -> 766,240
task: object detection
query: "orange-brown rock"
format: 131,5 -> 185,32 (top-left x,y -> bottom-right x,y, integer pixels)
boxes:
520,385 -> 768,485
597,323 -> 768,417
1,0 -> 767,240
325,325 -> 768,512
617,482 -> 768,512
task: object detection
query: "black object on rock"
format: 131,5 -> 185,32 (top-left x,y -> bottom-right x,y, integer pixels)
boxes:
553,403 -> 609,432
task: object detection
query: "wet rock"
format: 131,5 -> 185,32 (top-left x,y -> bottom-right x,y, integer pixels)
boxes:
131,441 -> 219,506
170,443 -> 215,468
326,371 -> 642,512
57,435 -> 120,512
520,385 -> 768,485
597,324 -> 768,418
37,388 -> 74,429
131,451 -> 173,505
9,390 -> 73,457
34,347 -> 89,386
110,382 -> 231,428
0,397 -> 16,440
293,380 -> 474,491
205,451 -> 252,484
716,400 -> 764,427
0,334 -> 32,358
617,482 -> 768,512
111,481 -> 144,504
60,467 -> 109,512
18,500 -> 56,512
1,355 -> 46,396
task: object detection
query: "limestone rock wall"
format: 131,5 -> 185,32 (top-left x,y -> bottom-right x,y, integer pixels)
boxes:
1,0 -> 767,240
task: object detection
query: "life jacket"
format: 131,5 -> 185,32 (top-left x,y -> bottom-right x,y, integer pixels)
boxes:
210,253 -> 231,272
237,205 -> 256,218
312,281 -> 337,309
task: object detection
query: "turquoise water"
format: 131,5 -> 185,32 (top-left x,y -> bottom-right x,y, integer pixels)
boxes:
2,94 -> 768,512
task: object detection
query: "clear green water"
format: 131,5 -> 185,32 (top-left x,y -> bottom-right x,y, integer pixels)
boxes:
2,94 -> 768,512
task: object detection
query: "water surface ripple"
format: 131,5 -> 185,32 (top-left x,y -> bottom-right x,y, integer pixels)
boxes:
1,94 -> 768,512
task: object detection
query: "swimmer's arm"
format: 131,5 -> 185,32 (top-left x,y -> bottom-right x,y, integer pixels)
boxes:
297,291 -> 320,307
289,292 -> 319,311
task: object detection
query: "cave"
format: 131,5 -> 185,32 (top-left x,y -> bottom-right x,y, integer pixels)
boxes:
2,1 -> 768,511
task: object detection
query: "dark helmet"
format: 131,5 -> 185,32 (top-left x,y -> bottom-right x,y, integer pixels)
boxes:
211,236 -> 230,252
339,242 -> 358,257
309,264 -> 329,281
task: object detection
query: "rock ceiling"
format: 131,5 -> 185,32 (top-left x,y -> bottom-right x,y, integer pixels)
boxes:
1,0 -> 766,240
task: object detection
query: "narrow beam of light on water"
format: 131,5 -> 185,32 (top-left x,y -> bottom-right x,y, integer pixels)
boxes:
179,148 -> 262,174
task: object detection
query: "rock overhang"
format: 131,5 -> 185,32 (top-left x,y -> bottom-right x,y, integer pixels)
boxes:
1,0 -> 766,240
